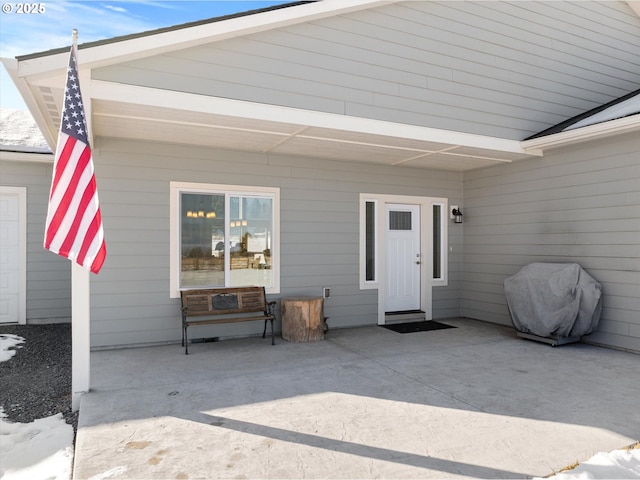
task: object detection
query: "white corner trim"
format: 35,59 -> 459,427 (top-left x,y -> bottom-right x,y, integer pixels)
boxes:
92,81 -> 532,156
521,114 -> 640,152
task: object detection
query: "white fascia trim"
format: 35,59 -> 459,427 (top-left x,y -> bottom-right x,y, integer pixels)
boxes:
15,0 -> 397,77
1,57 -> 58,149
92,81 -> 532,156
0,150 -> 54,163
521,115 -> 640,152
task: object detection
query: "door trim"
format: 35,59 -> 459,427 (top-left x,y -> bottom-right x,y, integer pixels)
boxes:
0,186 -> 27,324
360,193 -> 447,325
385,203 -> 421,313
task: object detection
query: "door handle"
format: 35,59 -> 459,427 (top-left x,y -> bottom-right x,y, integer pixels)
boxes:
416,261 -> 421,265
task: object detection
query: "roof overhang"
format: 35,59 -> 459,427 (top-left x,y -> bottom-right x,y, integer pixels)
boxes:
0,149 -> 53,163
2,40 -> 541,173
89,82 -> 538,171
13,1 -> 397,76
17,0 -> 630,171
521,114 -> 640,152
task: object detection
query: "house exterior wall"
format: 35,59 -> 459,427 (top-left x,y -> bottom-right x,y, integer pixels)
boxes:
90,138 -> 462,348
0,158 -> 71,323
462,132 -> 640,353
93,1 -> 640,141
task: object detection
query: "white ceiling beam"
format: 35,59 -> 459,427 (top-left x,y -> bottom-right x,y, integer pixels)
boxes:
91,81 -> 536,157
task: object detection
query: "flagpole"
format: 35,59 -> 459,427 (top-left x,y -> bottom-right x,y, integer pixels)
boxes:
69,29 -> 91,412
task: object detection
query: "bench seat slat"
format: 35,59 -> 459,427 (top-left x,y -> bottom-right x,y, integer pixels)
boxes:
184,315 -> 272,325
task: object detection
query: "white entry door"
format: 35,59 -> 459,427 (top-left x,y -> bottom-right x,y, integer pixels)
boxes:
385,204 -> 421,312
0,187 -> 26,324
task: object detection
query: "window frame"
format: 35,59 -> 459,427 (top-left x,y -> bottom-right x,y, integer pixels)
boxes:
170,181 -> 280,298
431,201 -> 448,287
359,198 -> 378,289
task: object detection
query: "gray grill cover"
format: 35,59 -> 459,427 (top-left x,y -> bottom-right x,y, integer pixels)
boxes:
504,263 -> 602,338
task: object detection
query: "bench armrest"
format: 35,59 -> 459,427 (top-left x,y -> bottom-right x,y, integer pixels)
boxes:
266,300 -> 277,316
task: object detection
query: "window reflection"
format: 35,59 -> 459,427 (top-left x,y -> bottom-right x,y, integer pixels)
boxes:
180,193 -> 225,287
180,192 -> 273,289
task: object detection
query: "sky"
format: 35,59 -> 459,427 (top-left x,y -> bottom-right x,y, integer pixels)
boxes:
0,1 -> 292,110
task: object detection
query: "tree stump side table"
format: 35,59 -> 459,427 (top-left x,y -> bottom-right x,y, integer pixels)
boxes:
281,297 -> 324,342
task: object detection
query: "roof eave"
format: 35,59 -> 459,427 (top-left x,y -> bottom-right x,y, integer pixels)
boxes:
0,149 -> 54,163
13,0 -> 397,77
0,57 -> 58,149
521,115 -> 640,152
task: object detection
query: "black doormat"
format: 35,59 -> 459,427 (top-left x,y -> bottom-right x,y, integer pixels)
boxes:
382,321 -> 456,334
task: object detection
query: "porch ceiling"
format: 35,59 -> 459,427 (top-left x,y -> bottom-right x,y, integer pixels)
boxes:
32,80 -> 539,172
91,99 -> 537,172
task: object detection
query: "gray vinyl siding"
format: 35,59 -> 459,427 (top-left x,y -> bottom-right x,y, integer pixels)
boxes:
462,132 -> 640,353
93,1 -> 640,141
0,158 -> 71,323
89,138 -> 462,348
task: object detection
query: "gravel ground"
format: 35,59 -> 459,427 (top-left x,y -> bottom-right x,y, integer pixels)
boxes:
0,323 -> 78,433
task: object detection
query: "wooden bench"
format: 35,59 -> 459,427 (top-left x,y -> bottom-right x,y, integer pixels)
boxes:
181,286 -> 276,354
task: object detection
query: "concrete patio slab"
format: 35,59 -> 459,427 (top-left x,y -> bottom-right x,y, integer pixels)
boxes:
73,318 -> 640,479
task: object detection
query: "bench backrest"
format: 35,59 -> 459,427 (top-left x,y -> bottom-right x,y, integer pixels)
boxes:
181,286 -> 268,315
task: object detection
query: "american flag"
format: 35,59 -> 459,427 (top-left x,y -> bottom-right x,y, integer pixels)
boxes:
44,43 -> 106,274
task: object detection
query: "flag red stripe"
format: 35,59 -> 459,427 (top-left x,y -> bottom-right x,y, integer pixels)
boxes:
45,142 -> 91,249
76,180 -> 101,263
77,208 -> 102,267
58,171 -> 97,257
90,238 -> 107,274
49,135 -> 75,200
45,135 -> 77,248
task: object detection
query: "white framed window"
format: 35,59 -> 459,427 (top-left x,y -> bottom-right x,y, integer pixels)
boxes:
359,198 -> 378,289
170,182 -> 280,297
431,202 -> 447,286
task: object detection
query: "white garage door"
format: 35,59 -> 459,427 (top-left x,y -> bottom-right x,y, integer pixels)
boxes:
0,187 -> 26,324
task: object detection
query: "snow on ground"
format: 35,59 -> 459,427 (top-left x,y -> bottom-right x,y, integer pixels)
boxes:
0,408 -> 74,480
0,334 -> 74,480
0,334 -> 24,362
0,333 -> 637,479
540,447 -> 640,479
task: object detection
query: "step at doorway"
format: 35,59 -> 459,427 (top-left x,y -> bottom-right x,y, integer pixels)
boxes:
385,310 -> 426,325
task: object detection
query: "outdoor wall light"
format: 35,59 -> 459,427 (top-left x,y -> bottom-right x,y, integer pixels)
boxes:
452,208 -> 463,224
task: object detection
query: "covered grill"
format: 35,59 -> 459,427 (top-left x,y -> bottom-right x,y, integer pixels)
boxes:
504,263 -> 602,346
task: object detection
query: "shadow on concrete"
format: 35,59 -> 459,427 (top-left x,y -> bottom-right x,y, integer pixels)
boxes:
74,318 -> 640,479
